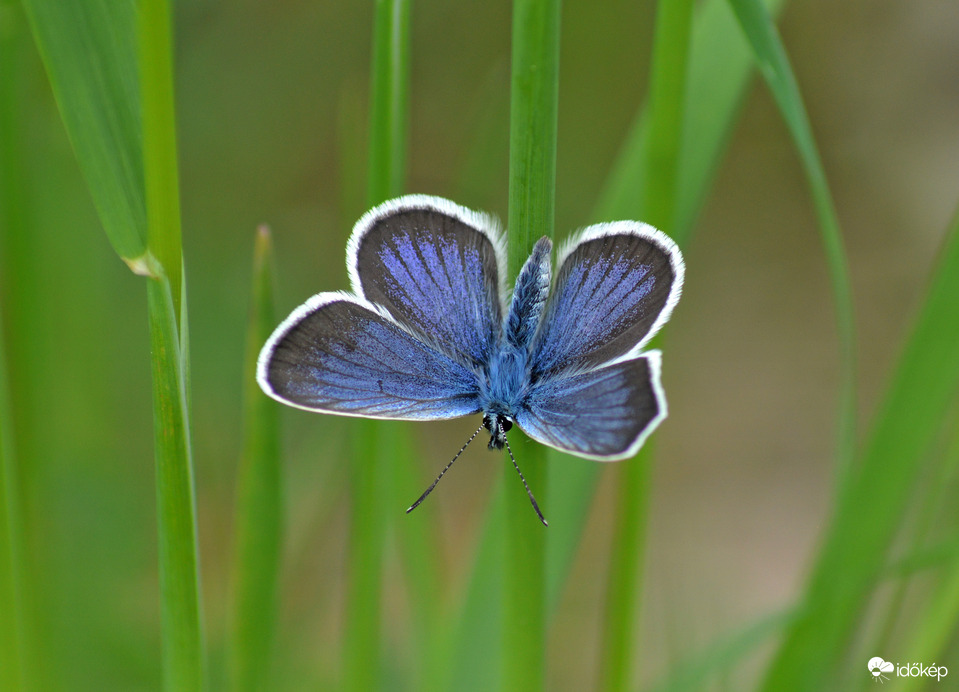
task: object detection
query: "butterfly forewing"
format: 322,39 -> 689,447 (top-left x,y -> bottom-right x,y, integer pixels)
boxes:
349,196 -> 506,368
258,294 -> 482,420
530,223 -> 683,377
516,353 -> 665,460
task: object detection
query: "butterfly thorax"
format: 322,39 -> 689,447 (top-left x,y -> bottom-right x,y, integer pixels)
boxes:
479,236 -> 553,449
480,352 -> 521,448
479,344 -> 530,427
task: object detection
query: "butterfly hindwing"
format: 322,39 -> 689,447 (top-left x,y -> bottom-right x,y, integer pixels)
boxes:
516,352 -> 666,460
530,223 -> 683,377
257,293 -> 482,420
348,195 -> 506,369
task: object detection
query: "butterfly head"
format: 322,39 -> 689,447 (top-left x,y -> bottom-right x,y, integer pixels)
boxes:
483,412 -> 513,450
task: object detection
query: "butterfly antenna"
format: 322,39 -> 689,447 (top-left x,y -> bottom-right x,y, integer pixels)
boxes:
502,425 -> 549,527
407,423 -> 484,514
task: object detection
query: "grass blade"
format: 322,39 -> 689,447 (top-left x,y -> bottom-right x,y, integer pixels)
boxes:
445,0 -> 787,684
547,0 -> 783,604
638,0 -> 694,233
545,0 -> 787,614
0,299 -> 25,692
648,610 -> 793,692
229,227 -> 282,692
762,205 -> 959,690
0,7 -> 30,688
139,0 -> 203,688
594,0 -> 785,240
366,0 -> 410,206
23,0 -> 202,687
727,0 -> 856,475
147,278 -> 203,691
20,0 -> 147,266
893,416 -> 959,692
345,1 -> 410,689
598,2 -> 693,689
502,0 -> 562,688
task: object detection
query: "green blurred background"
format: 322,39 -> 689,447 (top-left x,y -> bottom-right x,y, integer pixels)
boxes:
2,0 -> 958,689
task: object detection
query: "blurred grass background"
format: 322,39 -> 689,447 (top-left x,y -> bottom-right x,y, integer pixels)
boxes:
2,0 -> 959,690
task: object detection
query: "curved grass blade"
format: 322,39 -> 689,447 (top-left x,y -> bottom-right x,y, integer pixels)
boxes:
20,0 -> 147,265
726,0 -> 856,476
229,227 -> 281,692
762,205 -> 959,690
23,0 -> 203,687
545,0 -> 787,613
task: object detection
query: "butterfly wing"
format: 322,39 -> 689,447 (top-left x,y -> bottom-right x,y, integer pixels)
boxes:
530,222 -> 683,377
348,195 -> 506,368
257,293 -> 482,420
516,352 -> 666,460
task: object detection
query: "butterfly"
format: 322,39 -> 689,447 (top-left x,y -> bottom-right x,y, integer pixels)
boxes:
257,195 -> 684,525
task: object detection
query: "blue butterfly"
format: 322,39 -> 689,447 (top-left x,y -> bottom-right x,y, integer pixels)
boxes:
257,195 -> 684,525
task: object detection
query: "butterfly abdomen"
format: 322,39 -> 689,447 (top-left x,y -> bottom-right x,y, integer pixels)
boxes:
505,236 -> 552,350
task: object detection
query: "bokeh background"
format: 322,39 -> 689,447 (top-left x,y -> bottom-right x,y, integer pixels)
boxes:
2,0 -> 959,689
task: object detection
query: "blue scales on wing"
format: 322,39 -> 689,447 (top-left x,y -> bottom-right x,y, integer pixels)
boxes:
514,224 -> 684,459
516,353 -> 664,460
530,225 -> 682,377
350,198 -> 504,369
260,295 -> 482,420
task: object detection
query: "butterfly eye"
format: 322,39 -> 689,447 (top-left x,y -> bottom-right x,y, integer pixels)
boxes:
500,417 -> 513,432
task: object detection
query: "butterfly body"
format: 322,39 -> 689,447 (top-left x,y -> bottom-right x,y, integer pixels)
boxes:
258,195 -> 684,520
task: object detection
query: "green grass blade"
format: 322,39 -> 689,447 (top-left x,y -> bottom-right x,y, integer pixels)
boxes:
139,0 -> 184,315
507,0 -> 561,277
230,227 -> 281,692
898,562 -> 959,692
503,0 -> 561,688
648,610 -> 793,692
20,0 -> 147,265
344,1 -> 410,689
0,7 -> 30,688
894,418 -> 959,692
598,2 -> 693,689
762,206 -> 959,690
726,0 -> 856,475
0,299 -> 25,692
639,0 -> 694,233
366,0 -> 410,206
139,0 -> 203,689
544,0 -> 786,614
445,1 -> 787,682
147,278 -> 203,692
595,0 -> 785,240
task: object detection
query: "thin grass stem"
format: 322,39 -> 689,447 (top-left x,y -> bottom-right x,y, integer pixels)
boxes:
229,227 -> 281,692
726,0 -> 857,480
598,1 -> 692,689
503,0 -> 561,688
344,1 -> 410,689
139,0 -> 204,688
